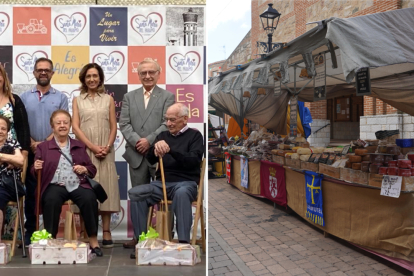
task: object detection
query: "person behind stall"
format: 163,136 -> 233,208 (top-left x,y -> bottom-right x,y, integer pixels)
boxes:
32,110 -> 103,257
128,103 -> 204,258
0,115 -> 25,241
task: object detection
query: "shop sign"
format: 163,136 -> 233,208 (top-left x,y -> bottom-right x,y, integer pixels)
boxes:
356,67 -> 371,96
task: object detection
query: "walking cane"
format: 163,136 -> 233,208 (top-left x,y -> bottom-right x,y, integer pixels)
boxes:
35,170 -> 41,231
158,156 -> 171,241
13,170 -> 26,258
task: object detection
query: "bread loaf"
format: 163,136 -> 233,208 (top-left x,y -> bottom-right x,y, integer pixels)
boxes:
311,147 -> 325,154
291,153 -> 300,160
297,148 -> 312,155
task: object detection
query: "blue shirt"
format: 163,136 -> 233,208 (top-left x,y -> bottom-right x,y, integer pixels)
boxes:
20,86 -> 69,141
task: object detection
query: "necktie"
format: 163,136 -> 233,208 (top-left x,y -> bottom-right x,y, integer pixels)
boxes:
144,91 -> 150,109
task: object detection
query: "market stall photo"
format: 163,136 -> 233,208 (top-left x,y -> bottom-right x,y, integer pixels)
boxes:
208,6 -> 414,272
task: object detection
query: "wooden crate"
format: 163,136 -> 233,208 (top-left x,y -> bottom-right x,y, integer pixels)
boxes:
285,158 -> 301,169
272,154 -> 285,166
340,168 -> 352,182
369,173 -> 414,192
350,170 -> 369,185
300,161 -> 319,172
319,163 -> 340,179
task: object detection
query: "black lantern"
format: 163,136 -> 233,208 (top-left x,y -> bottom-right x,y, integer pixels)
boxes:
259,3 -> 281,53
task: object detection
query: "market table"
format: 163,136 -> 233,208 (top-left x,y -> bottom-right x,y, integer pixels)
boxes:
228,154 -> 414,271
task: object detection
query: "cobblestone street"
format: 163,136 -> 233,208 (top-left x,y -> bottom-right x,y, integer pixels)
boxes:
208,178 -> 412,276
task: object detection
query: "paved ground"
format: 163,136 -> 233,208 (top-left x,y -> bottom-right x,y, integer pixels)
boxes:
1,242 -> 205,275
208,178 -> 412,276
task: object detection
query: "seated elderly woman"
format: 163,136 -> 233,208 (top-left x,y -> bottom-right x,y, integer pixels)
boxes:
32,110 -> 102,257
0,115 -> 25,239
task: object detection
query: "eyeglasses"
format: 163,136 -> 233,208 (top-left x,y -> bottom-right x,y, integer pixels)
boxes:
164,116 -> 184,123
35,69 -> 52,74
139,70 -> 158,77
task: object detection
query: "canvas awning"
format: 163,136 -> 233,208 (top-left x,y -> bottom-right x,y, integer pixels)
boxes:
208,7 -> 414,133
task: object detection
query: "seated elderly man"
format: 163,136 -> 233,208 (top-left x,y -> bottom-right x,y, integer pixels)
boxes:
128,103 -> 204,258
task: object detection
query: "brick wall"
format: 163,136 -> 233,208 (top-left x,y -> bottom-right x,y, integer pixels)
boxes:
309,100 -> 327,120
363,96 -> 398,116
221,31 -> 252,72
208,60 -> 225,78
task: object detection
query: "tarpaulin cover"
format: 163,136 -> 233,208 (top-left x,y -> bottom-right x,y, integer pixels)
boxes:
326,7 -> 414,83
209,7 -> 414,122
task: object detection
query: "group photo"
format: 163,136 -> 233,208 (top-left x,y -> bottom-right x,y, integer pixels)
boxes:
2,0 -> 414,275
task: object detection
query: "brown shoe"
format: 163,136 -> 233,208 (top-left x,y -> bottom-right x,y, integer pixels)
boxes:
123,238 -> 137,249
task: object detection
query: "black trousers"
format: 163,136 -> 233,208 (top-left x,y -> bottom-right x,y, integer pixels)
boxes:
42,184 -> 98,238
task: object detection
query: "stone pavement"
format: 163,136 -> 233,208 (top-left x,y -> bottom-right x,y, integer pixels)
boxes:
208,178 -> 412,276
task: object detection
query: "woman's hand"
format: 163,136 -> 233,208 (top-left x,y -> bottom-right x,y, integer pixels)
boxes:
73,165 -> 87,175
91,145 -> 102,155
34,160 -> 44,171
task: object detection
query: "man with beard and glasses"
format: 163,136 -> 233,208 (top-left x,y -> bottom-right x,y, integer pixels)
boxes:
20,58 -> 68,246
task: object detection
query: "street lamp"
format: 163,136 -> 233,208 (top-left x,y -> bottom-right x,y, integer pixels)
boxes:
259,3 -> 281,53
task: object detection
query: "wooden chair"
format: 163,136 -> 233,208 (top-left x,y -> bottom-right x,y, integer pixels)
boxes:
148,159 -> 206,252
35,171 -> 86,241
3,157 -> 27,256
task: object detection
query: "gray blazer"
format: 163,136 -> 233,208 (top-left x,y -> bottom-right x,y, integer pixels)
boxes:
119,85 -> 175,169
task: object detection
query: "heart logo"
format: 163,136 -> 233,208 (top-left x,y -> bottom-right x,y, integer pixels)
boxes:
0,12 -> 10,37
168,51 -> 201,82
54,12 -> 87,43
130,12 -> 163,43
114,128 -> 125,152
62,89 -> 81,114
15,51 -> 48,81
98,206 -> 125,231
93,51 -> 125,82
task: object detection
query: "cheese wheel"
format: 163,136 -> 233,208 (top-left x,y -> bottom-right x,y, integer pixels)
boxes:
271,149 -> 279,154
349,155 -> 362,163
352,163 -> 361,170
292,147 -> 302,151
345,161 -> 352,168
291,153 -> 300,160
297,148 -> 312,155
362,155 -> 370,162
300,154 -> 311,161
355,149 -> 368,156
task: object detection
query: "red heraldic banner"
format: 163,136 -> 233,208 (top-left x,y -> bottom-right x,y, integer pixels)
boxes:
260,160 -> 287,207
225,152 -> 231,184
